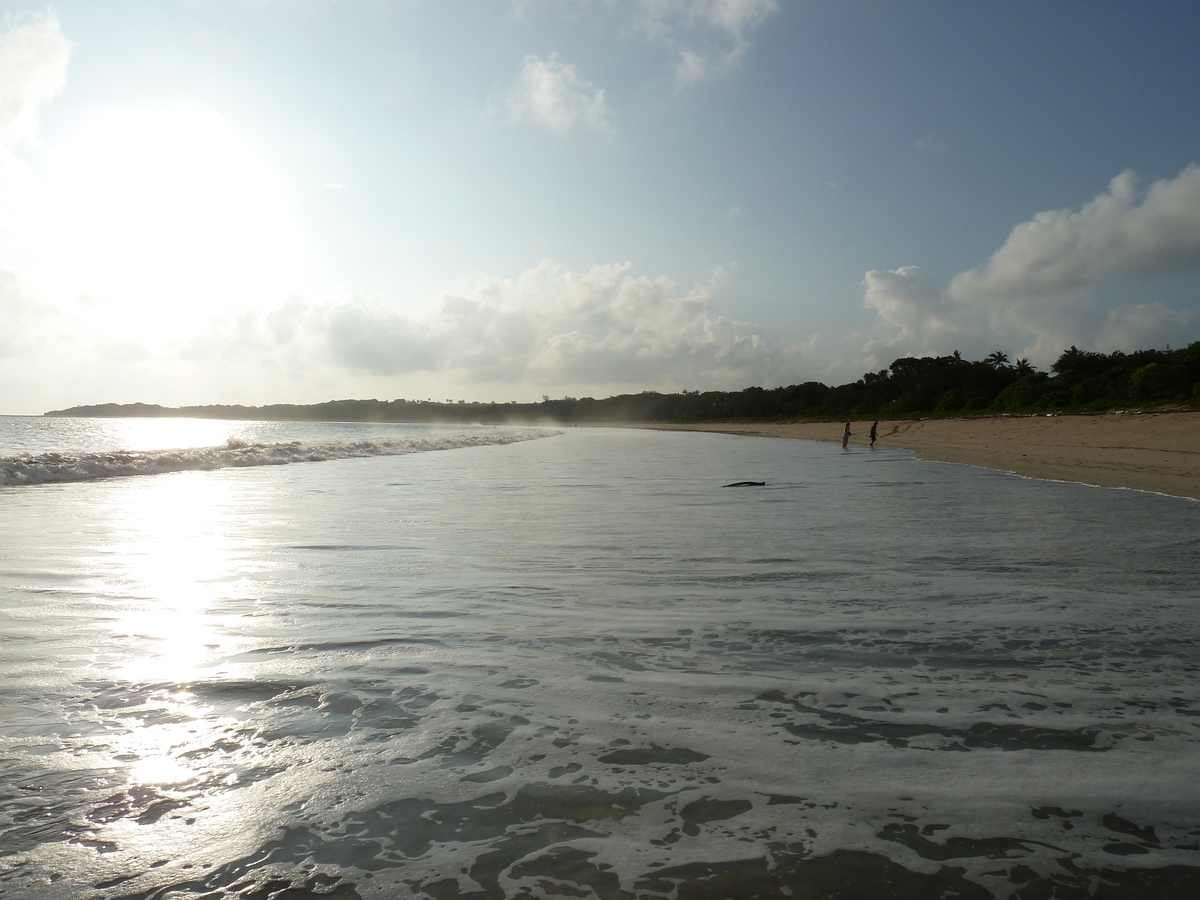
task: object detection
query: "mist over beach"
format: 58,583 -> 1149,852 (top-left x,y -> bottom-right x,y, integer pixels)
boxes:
3,3 -> 1200,898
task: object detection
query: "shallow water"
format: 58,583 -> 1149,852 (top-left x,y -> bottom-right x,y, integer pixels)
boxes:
2,418 -> 1199,898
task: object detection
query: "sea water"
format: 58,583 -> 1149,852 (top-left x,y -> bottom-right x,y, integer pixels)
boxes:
1,417 -> 1199,899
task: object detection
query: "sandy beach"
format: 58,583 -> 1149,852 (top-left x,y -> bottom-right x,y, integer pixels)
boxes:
643,411 -> 1200,501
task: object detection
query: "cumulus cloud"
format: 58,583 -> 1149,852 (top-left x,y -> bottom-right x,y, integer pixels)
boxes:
861,266 -> 983,360
628,0 -> 779,83
503,53 -> 612,134
1097,302 -> 1198,353
860,165 -> 1200,367
159,260 -> 811,406
949,166 -> 1200,302
323,261 -> 783,391
326,300 -> 438,374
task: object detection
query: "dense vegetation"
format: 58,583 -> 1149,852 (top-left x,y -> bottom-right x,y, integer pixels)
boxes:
46,342 -> 1200,424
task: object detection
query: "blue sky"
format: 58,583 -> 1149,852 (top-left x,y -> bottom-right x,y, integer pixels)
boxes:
2,1 -> 1200,413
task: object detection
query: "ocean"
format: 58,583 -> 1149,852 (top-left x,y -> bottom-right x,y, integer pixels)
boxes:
2,416 -> 1199,899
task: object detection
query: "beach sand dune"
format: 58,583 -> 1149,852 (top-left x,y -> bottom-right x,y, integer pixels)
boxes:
644,411 -> 1200,501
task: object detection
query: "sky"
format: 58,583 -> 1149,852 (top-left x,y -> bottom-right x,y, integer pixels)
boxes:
2,1 -> 1200,414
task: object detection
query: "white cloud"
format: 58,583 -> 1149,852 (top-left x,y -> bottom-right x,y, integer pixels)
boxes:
323,261 -> 784,391
628,0 -> 779,83
949,166 -> 1200,302
503,53 -> 612,134
0,13 -> 71,360
859,165 -> 1200,367
860,266 -> 986,363
131,259 -> 818,408
325,299 -> 438,375
510,1 -> 778,83
1096,302 -> 1197,354
0,12 -> 70,146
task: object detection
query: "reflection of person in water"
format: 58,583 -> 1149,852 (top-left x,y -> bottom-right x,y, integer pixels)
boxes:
869,421 -> 879,447
842,422 -> 851,448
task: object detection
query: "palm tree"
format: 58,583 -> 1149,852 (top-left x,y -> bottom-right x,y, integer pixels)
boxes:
984,351 -> 1010,368
1013,358 -> 1034,376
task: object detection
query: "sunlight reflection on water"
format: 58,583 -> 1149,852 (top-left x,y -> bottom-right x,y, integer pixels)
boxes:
71,471 -> 246,841
103,472 -> 239,683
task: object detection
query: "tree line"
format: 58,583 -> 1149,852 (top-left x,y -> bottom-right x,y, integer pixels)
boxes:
45,341 -> 1200,425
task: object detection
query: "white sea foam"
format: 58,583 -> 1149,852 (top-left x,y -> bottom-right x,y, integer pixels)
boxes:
0,429 -> 558,485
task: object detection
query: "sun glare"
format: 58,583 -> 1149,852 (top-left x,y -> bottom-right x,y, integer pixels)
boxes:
35,105 -> 317,341
106,470 -> 241,684
90,469 -> 254,796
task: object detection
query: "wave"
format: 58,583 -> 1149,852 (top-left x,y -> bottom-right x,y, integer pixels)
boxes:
0,429 -> 559,486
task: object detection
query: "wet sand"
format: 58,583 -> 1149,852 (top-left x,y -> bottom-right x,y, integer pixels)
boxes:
641,411 -> 1200,501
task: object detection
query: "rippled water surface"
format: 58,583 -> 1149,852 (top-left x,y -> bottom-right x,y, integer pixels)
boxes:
2,417 -> 1200,899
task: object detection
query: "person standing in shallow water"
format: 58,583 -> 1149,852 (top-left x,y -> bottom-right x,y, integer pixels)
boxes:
870,421 -> 879,447
842,422 -> 851,448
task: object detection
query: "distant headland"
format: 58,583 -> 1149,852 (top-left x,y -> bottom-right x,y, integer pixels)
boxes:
45,344 -> 1200,424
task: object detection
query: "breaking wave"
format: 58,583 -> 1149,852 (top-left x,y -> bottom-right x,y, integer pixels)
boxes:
0,429 -> 559,486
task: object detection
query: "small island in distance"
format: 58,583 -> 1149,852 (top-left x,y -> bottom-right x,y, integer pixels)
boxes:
46,343 -> 1200,424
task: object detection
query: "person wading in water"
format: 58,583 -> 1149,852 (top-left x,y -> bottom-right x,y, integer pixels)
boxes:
842,422 -> 851,448
869,421 -> 879,447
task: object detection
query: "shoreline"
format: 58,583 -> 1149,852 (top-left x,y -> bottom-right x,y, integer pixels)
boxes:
635,411 -> 1200,502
